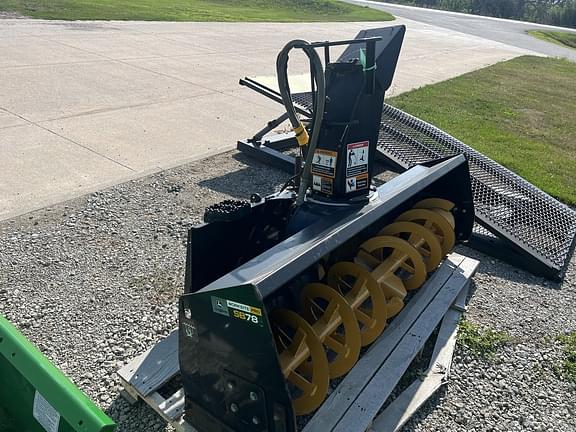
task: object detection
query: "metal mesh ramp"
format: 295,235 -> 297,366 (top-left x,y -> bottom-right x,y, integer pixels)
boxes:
377,103 -> 576,279
265,91 -> 576,279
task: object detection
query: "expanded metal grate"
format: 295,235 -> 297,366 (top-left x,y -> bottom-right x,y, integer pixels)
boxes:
292,93 -> 314,113
378,103 -> 576,277
289,92 -> 576,277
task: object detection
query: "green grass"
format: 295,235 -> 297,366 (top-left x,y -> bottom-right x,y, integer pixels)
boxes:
457,319 -> 510,359
0,0 -> 394,22
556,331 -> 576,383
528,30 -> 576,50
388,56 -> 576,205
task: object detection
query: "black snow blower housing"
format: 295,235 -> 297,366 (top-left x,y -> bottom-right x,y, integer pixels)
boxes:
178,25 -> 475,432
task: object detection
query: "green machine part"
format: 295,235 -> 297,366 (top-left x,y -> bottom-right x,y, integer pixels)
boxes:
0,314 -> 116,432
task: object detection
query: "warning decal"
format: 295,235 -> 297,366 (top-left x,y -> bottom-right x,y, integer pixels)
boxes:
346,174 -> 369,193
183,321 -> 198,341
346,141 -> 369,178
312,175 -> 333,195
33,391 -> 60,432
311,149 -> 337,178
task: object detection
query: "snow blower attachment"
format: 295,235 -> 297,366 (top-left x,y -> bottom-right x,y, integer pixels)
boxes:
238,27 -> 576,281
178,27 -> 475,432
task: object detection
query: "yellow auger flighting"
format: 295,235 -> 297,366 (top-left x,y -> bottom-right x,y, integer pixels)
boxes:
177,27 -> 474,432
270,198 -> 458,415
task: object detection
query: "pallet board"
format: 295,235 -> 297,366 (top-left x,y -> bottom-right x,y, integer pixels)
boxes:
369,284 -> 469,432
119,330 -> 179,398
117,253 -> 479,432
117,331 -> 187,428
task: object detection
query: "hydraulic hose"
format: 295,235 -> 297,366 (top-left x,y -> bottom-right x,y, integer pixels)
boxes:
276,40 -> 326,206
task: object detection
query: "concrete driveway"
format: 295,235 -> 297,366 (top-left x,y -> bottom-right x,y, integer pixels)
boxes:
0,18 -> 534,220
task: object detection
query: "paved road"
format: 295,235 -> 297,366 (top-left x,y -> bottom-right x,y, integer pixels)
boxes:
349,0 -> 576,61
0,18 -> 533,220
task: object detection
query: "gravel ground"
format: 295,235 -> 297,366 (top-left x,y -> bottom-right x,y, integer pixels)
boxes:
403,244 -> 576,432
1,150 -> 575,432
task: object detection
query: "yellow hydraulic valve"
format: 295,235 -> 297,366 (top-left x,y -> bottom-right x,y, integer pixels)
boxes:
293,123 -> 309,146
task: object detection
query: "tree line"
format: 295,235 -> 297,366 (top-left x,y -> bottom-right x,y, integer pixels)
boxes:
386,0 -> 576,28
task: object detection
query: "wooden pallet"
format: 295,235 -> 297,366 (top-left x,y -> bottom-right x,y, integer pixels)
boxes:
118,253 -> 479,432
369,280 -> 468,432
117,331 -> 194,432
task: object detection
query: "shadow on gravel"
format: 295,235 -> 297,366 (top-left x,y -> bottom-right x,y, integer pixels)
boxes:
465,279 -> 479,304
402,384 -> 450,430
106,394 -> 169,432
457,245 -> 564,291
198,153 -> 290,198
